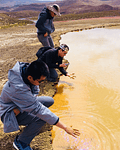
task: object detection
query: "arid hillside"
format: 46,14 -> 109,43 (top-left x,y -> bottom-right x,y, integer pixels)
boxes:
0,0 -> 120,13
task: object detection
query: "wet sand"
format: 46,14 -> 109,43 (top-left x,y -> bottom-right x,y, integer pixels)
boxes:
0,17 -> 120,149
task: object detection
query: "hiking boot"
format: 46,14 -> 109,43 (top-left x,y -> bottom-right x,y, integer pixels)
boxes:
13,135 -> 33,150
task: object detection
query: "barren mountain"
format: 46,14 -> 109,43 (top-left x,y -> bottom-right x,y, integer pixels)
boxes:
59,0 -> 119,14
0,0 -> 120,14
0,0 -> 50,7
1,0 -> 120,8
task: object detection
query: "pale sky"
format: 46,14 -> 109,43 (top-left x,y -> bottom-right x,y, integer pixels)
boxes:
36,0 -> 60,1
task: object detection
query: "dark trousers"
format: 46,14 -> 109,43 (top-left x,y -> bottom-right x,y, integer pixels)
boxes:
37,34 -> 54,48
47,68 -> 58,82
16,96 -> 54,144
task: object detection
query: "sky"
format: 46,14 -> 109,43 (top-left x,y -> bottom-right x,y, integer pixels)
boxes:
36,0 -> 60,1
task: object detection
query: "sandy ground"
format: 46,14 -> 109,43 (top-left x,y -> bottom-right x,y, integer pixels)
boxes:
0,17 -> 120,150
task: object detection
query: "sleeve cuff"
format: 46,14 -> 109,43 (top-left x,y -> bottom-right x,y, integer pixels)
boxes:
53,118 -> 59,125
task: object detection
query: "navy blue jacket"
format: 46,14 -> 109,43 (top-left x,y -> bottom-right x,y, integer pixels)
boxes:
35,7 -> 55,35
40,49 -> 67,76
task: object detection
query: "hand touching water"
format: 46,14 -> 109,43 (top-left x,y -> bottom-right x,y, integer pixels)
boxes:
67,72 -> 76,79
65,126 -> 80,137
56,121 -> 80,138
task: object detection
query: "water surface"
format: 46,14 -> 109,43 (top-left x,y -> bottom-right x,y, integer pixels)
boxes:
50,28 -> 120,150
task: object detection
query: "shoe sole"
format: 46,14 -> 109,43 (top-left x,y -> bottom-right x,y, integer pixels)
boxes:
13,142 -> 19,150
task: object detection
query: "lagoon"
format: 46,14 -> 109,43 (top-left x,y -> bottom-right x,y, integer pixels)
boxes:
51,28 -> 120,150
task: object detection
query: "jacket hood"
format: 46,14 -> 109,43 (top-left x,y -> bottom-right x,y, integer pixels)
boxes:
41,7 -> 53,19
8,62 -> 27,88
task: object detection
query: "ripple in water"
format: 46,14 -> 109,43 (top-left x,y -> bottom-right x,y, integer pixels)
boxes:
53,114 -> 118,150
52,28 -> 120,150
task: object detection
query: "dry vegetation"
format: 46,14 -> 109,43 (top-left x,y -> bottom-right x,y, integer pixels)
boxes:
0,12 -> 120,150
54,10 -> 120,21
0,9 -> 120,29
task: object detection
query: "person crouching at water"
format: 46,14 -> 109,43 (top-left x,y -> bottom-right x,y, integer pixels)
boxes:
35,4 -> 61,48
36,44 -> 72,83
0,59 -> 80,150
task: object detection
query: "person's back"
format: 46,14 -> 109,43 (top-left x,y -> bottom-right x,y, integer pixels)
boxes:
40,48 -> 61,67
0,62 -> 30,120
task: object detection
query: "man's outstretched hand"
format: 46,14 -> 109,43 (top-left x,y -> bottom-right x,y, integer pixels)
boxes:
56,120 -> 80,138
67,72 -> 76,79
65,126 -> 80,138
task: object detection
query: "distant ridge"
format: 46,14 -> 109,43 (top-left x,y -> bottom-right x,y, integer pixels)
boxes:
1,0 -> 120,8
0,0 -> 120,14
0,0 -> 53,7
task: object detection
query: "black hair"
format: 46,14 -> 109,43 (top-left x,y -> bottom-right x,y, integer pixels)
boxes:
56,44 -> 69,51
26,59 -> 49,80
55,46 -> 61,51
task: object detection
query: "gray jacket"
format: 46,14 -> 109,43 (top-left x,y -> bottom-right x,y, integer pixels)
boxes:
0,61 -> 58,133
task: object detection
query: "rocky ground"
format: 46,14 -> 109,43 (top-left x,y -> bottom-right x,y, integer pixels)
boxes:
0,17 -> 120,150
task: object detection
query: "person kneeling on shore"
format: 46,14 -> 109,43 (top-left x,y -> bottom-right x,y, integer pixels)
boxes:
36,44 -> 72,83
0,59 -> 80,150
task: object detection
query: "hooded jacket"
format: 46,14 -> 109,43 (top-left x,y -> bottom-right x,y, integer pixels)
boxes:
35,7 -> 55,35
0,61 -> 59,133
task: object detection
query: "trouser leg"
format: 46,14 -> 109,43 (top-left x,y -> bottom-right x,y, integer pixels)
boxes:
37,96 -> 54,107
17,96 -> 54,144
37,34 -> 54,48
47,68 -> 58,82
48,35 -> 54,48
17,112 -> 46,144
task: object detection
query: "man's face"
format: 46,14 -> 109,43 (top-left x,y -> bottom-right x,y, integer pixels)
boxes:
50,11 -> 56,17
59,49 -> 68,58
28,75 -> 46,85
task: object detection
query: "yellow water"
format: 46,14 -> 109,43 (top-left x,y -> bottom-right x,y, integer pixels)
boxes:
50,28 -> 120,150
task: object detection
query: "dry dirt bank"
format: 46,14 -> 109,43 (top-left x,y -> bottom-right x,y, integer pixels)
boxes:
0,17 -> 120,150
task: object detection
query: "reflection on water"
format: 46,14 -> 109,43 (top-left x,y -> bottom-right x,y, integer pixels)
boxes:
50,84 -> 70,116
50,28 -> 120,150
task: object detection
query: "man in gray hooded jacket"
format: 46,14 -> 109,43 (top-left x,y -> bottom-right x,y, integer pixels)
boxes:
0,59 -> 80,150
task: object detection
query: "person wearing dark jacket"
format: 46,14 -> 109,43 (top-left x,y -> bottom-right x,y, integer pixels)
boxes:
0,59 -> 80,150
37,44 -> 71,82
35,4 -> 61,48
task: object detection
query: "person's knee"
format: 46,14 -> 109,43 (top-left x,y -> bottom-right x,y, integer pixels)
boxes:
49,96 -> 54,106
52,73 -> 58,82
45,96 -> 54,107
47,74 -> 58,82
55,73 -> 58,79
37,96 -> 54,107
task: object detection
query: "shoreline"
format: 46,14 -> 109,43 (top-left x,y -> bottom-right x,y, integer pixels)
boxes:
0,17 -> 120,150
55,16 -> 120,23
53,16 -> 120,47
